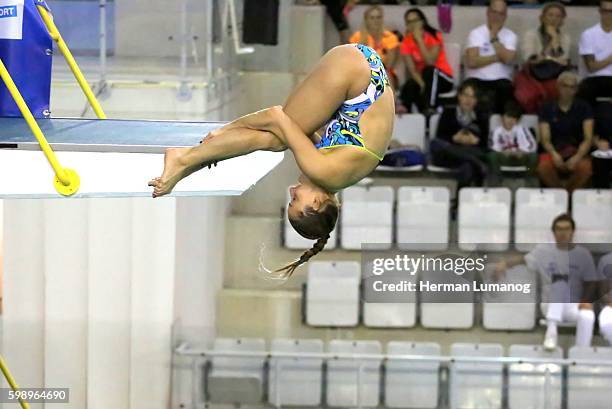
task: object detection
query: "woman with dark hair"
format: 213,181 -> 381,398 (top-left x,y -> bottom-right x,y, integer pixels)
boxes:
399,7 -> 454,114
149,44 -> 395,278
430,80 -> 492,188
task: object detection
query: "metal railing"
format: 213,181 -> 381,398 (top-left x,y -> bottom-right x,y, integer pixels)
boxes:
175,342 -> 612,409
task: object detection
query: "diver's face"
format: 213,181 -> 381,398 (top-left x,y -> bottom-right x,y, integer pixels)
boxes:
287,177 -> 336,221
287,182 -> 320,220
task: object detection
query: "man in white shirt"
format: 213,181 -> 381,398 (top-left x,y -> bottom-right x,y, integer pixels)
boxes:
465,0 -> 518,113
578,0 -> 612,107
597,252 -> 612,345
496,214 -> 603,350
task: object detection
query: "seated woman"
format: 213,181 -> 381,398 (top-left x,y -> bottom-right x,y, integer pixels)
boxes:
399,8 -> 454,114
149,44 -> 395,277
516,2 -> 570,113
429,80 -> 492,189
349,5 -> 400,89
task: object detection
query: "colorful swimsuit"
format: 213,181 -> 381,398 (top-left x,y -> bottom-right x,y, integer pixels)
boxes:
315,44 -> 390,161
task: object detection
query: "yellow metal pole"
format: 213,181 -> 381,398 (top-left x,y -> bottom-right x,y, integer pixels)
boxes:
0,57 -> 80,196
37,5 -> 107,120
0,355 -> 30,409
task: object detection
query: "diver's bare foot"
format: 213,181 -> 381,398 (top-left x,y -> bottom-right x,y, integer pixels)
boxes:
148,147 -> 192,197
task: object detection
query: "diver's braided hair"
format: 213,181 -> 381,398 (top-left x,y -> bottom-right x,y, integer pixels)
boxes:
275,235 -> 330,279
275,199 -> 339,279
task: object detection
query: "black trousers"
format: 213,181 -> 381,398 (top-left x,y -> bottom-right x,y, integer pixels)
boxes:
400,67 -> 454,112
578,76 -> 612,108
469,78 -> 514,114
430,139 -> 495,188
593,157 -> 612,189
318,0 -> 348,32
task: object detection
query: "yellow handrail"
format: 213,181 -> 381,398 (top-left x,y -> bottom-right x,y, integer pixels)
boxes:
0,355 -> 30,409
0,58 -> 80,196
37,5 -> 107,120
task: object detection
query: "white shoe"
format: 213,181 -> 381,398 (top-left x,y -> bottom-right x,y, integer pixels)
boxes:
543,333 -> 558,351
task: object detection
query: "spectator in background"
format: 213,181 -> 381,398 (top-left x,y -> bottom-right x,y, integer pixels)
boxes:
592,101 -> 612,188
349,5 -> 400,88
496,214 -> 603,350
398,8 -> 454,114
597,253 -> 612,345
307,0 -> 351,44
488,100 -> 538,177
465,0 -> 517,113
515,2 -> 570,113
578,0 -> 612,108
430,80 -> 492,188
537,71 -> 593,192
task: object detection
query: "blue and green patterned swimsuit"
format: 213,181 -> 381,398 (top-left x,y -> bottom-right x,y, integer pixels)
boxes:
315,44 -> 390,161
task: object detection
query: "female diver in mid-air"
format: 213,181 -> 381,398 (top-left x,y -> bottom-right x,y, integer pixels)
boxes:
149,44 -> 395,277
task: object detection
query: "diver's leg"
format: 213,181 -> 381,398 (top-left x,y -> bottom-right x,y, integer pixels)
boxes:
148,125 -> 281,197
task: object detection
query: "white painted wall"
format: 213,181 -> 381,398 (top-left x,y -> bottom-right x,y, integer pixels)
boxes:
0,196 -> 228,409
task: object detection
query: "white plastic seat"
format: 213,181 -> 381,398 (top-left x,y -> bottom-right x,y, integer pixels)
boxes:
326,340 -> 382,408
306,261 -> 360,326
385,342 -> 441,409
568,346 -> 612,409
420,267 -> 475,329
427,114 -> 454,173
458,188 -> 511,251
283,190 -> 338,250
396,186 -> 450,251
482,265 -> 537,330
438,43 -> 461,99
514,188 -> 568,252
362,257 -> 417,328
268,338 -> 324,407
340,186 -> 394,250
449,343 -> 504,409
208,338 -> 266,404
378,114 -> 426,172
572,189 -> 612,253
508,344 -> 563,409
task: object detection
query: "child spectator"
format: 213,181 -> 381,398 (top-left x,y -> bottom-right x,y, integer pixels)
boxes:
488,101 -> 538,178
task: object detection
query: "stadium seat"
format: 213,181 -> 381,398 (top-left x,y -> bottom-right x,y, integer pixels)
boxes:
378,114 -> 426,172
420,266 -> 475,329
283,191 -> 338,250
305,261 -> 361,326
458,187 -> 512,251
568,346 -> 612,409
449,343 -> 504,409
268,338 -> 324,407
362,257 -> 417,327
438,43 -> 462,100
508,344 -> 563,409
396,186 -> 450,251
207,338 -> 266,404
326,340 -> 382,408
572,189 -> 612,253
340,186 -> 394,250
482,264 -> 537,330
385,341 -> 441,409
514,188 -> 568,252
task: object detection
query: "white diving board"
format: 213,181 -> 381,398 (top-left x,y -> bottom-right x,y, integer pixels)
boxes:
0,118 -> 284,198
